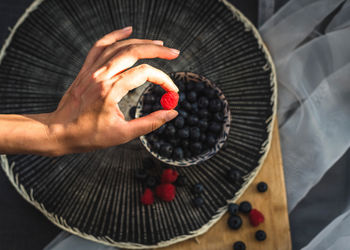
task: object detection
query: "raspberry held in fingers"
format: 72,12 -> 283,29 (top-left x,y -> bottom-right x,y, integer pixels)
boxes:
160,91 -> 179,110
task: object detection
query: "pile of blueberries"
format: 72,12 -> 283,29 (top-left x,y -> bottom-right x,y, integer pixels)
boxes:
141,77 -> 226,160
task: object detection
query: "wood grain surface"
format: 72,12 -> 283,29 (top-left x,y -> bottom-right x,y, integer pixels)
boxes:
162,120 -> 291,250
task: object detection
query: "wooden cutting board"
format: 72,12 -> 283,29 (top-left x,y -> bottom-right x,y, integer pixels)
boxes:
163,120 -> 292,250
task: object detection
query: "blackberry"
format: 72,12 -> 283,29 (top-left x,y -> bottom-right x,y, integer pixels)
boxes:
200,133 -> 206,142
169,138 -> 180,147
144,94 -> 156,104
184,150 -> 192,158
153,85 -> 165,96
239,201 -> 252,214
186,81 -> 196,91
159,143 -> 173,158
152,141 -> 161,152
191,103 -> 199,113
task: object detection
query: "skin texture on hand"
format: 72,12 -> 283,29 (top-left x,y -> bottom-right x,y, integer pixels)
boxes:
0,27 -> 179,156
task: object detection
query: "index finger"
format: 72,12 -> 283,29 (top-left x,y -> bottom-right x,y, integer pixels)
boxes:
107,64 -> 178,103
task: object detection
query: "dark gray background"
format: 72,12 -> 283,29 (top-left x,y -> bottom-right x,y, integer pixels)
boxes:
0,1 -> 257,250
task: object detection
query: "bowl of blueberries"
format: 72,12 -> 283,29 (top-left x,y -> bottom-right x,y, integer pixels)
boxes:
135,72 -> 231,166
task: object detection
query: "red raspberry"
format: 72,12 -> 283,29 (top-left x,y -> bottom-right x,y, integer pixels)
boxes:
161,169 -> 179,183
155,183 -> 176,202
141,188 -> 154,205
249,209 -> 265,227
160,91 -> 179,110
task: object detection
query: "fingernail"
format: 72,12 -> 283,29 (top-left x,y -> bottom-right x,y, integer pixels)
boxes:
170,48 -> 180,55
165,110 -> 178,122
152,40 -> 164,45
122,26 -> 132,31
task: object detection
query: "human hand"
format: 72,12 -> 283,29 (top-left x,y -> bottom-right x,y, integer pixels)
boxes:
47,27 -> 179,155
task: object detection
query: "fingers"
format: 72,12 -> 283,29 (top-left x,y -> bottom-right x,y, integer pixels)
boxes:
95,44 -> 180,80
92,39 -> 164,71
82,27 -> 133,70
124,110 -> 178,141
108,64 -> 179,103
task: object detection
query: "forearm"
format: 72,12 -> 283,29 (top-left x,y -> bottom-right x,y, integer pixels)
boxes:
0,113 -> 59,156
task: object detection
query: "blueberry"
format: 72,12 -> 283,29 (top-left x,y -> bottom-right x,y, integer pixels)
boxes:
178,109 -> 188,119
135,168 -> 148,180
175,175 -> 188,187
187,116 -> 199,126
193,183 -> 204,194
173,147 -> 184,160
227,215 -> 242,230
190,127 -> 201,142
209,122 -> 222,133
155,124 -> 166,135
145,176 -> 157,188
142,104 -> 152,114
177,81 -> 185,91
204,88 -> 216,99
184,150 -> 192,158
152,85 -> 165,96
199,120 -> 208,131
193,196 -> 204,207
160,143 -> 173,158
206,134 -> 216,147
227,169 -> 241,182
257,182 -> 268,192
195,82 -> 206,92
200,133 -> 206,142
198,96 -> 209,108
129,106 -> 136,119
147,133 -> 158,144
179,92 -> 186,103
233,241 -> 246,250
178,127 -> 190,139
239,201 -> 252,214
169,138 -> 181,147
174,116 -> 185,128
209,99 -> 222,112
144,94 -> 156,104
213,112 -> 224,122
198,109 -> 209,118
187,91 -> 197,103
228,203 -> 239,215
181,139 -> 190,148
186,81 -> 196,91
191,103 -> 199,113
181,100 -> 192,111
165,124 -> 176,137
255,230 -> 267,241
152,141 -> 161,152
190,142 -> 202,155
153,104 -> 162,112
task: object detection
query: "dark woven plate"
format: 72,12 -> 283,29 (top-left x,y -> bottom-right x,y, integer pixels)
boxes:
0,0 -> 276,248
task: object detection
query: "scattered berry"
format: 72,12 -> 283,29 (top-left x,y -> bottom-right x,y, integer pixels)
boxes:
193,183 -> 204,194
160,91 -> 179,110
239,201 -> 252,214
135,169 -> 148,180
233,241 -> 246,250
141,188 -> 154,205
255,230 -> 267,241
227,215 -> 242,230
142,158 -> 154,170
193,196 -> 204,207
249,209 -> 265,227
155,183 -> 176,202
257,182 -> 268,192
129,106 -> 136,119
175,175 -> 188,187
161,169 -> 179,183
228,203 -> 239,215
145,176 -> 157,188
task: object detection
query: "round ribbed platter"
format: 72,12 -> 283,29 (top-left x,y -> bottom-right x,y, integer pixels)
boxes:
0,0 -> 276,248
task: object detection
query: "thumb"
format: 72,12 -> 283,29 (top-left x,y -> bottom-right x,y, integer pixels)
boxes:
126,109 -> 178,139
